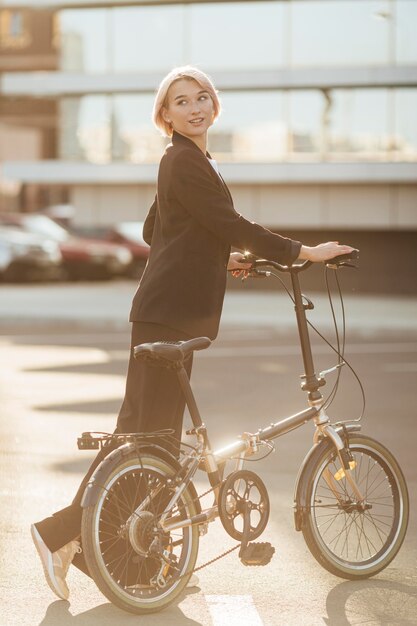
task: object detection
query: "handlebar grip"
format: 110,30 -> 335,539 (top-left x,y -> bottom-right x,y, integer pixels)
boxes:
241,252 -> 258,265
325,248 -> 359,267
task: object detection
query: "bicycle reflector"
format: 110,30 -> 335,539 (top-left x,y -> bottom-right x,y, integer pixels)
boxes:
334,460 -> 357,481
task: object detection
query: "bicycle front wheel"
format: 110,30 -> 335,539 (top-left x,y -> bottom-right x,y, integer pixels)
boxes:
302,434 -> 409,579
81,447 -> 199,614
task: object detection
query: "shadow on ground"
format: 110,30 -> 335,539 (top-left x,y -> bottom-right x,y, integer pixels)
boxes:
324,575 -> 417,625
39,590 -> 203,626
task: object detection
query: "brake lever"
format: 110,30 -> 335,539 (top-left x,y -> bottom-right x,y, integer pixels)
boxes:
242,269 -> 269,280
326,248 -> 359,270
327,261 -> 359,270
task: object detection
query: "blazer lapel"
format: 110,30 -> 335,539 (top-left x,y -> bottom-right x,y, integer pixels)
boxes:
216,171 -> 234,206
172,132 -> 233,206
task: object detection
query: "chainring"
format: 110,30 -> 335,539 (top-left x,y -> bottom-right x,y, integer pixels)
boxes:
218,470 -> 270,541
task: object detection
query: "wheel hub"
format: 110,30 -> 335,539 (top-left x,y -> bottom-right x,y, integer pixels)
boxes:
129,510 -> 156,556
339,500 -> 372,513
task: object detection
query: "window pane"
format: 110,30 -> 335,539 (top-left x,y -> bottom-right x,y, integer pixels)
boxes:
56,89 -> 417,164
291,1 -> 390,66
59,96 -> 111,163
396,1 -> 417,64
113,6 -> 185,72
59,9 -> 107,72
112,95 -> 166,162
0,9 -> 31,49
211,91 -> 285,161
288,91 -> 324,159
328,89 -> 390,159
394,89 -> 417,160
190,1 -> 285,70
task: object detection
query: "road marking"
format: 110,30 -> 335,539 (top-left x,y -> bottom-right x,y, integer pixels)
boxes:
206,595 -> 264,626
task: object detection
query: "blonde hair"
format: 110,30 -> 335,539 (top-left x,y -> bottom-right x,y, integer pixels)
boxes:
153,65 -> 221,137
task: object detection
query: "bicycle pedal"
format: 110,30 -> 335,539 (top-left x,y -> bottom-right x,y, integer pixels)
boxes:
239,542 -> 275,566
77,433 -> 100,450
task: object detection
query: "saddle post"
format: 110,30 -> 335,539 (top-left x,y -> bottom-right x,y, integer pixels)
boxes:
176,360 -> 223,490
176,363 -> 204,429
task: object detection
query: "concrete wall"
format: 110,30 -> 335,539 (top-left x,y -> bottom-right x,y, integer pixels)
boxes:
70,182 -> 417,231
71,184 -> 156,225
70,182 -> 416,294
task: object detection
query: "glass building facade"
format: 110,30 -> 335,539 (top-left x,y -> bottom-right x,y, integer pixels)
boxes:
56,1 -> 417,72
2,0 -> 417,166
54,87 -> 417,165
0,1 -> 416,253
1,0 -> 416,292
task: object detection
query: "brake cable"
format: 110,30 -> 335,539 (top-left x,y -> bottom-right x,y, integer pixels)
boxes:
261,267 -> 366,422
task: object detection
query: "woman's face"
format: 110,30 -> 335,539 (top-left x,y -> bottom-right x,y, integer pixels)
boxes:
162,78 -> 215,142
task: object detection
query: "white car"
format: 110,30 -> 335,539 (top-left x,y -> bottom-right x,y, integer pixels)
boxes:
0,226 -> 62,282
1,214 -> 133,280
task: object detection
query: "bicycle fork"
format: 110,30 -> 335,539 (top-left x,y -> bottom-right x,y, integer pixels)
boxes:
315,420 -> 366,507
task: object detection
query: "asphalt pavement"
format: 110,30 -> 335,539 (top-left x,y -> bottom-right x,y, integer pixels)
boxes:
0,280 -> 416,626
0,279 -> 416,335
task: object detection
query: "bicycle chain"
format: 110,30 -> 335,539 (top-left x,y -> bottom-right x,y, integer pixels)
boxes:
170,478 -> 242,580
190,543 -> 241,575
175,536 -> 240,581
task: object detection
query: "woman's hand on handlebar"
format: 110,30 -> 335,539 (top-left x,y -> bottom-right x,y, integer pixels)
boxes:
228,252 -> 253,277
298,242 -> 355,263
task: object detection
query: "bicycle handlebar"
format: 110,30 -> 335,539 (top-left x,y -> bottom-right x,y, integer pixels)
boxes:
253,258 -> 312,273
243,249 -> 359,273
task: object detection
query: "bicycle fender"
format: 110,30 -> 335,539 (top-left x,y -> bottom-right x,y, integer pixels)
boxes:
293,423 -> 361,531
81,442 -> 201,514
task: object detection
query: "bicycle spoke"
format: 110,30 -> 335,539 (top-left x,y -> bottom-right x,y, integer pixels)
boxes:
310,444 -> 403,564
353,515 -> 365,561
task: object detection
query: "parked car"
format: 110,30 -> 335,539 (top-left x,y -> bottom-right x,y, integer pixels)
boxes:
104,222 -> 149,278
0,226 -> 62,282
70,221 -> 150,279
0,214 -> 132,280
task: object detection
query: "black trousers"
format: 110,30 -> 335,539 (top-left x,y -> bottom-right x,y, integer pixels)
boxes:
34,322 -> 193,573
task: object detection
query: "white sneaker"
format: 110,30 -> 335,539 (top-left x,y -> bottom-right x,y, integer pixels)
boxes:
31,524 -> 81,600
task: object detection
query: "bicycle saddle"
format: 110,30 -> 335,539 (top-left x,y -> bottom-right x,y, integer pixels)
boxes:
133,336 -> 212,364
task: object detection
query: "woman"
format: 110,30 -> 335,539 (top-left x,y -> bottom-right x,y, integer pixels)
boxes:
31,66 -> 353,601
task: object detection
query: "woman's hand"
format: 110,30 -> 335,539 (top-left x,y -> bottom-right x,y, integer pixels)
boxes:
298,242 -> 355,263
227,252 -> 253,277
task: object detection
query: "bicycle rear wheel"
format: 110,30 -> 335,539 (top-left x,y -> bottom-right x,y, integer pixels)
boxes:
302,434 -> 409,579
81,447 -> 199,614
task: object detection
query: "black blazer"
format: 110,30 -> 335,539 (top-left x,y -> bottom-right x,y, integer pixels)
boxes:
130,131 -> 301,339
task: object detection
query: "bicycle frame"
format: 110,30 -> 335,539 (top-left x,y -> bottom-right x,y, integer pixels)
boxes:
138,260 -> 365,535
78,248 -> 409,606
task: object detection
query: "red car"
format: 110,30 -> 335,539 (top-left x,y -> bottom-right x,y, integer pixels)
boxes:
103,222 -> 150,278
0,214 -> 132,280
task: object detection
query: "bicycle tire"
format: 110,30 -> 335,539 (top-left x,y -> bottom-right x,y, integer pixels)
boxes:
301,434 -> 409,579
81,448 -> 199,614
